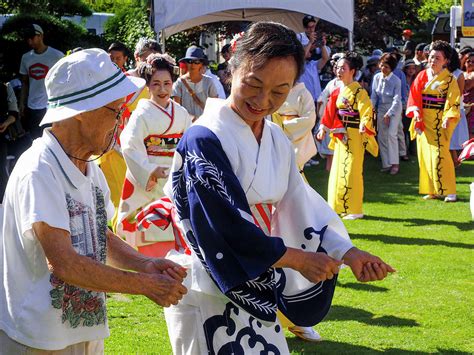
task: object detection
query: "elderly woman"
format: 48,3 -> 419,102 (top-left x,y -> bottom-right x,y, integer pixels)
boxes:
0,49 -> 187,353
139,23 -> 394,354
371,53 -> 403,174
406,40 -> 461,202
317,52 -> 379,220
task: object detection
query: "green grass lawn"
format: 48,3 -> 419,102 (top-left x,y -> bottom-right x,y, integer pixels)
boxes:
105,155 -> 474,354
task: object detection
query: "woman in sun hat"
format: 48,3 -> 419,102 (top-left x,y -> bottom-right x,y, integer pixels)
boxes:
172,46 -> 218,120
0,48 -> 187,353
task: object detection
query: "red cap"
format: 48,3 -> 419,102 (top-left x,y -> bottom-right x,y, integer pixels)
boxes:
402,29 -> 412,36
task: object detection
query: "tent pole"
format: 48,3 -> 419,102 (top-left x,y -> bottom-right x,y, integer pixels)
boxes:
161,30 -> 166,52
348,30 -> 354,50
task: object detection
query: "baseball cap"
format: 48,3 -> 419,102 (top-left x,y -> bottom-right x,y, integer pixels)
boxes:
41,48 -> 145,126
24,24 -> 43,39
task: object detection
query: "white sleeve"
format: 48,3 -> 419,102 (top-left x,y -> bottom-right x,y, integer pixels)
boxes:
6,83 -> 18,112
19,54 -> 27,75
17,171 -> 70,238
281,88 -> 316,142
272,149 -> 354,260
120,110 -> 160,189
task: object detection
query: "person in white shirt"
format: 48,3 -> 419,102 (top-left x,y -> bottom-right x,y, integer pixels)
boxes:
19,24 -> 63,140
0,49 -> 187,354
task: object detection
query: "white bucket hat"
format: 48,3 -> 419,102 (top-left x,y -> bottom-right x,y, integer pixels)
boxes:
41,48 -> 145,126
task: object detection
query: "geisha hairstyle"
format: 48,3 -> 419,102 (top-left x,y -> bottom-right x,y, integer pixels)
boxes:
430,40 -> 453,62
139,53 -> 177,84
228,21 -> 305,83
338,51 -> 363,77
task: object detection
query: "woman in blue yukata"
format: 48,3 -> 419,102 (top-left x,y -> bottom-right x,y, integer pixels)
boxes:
140,22 -> 395,354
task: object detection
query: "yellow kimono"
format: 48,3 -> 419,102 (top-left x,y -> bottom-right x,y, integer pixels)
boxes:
321,82 -> 378,215
406,68 -> 460,196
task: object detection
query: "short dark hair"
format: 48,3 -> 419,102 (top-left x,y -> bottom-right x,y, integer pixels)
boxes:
139,54 -> 176,85
108,42 -> 129,56
379,53 -> 398,72
221,44 -> 231,55
430,40 -> 453,61
416,43 -> 427,52
302,15 -> 316,28
228,21 -> 305,83
339,51 -> 363,74
460,46 -> 473,56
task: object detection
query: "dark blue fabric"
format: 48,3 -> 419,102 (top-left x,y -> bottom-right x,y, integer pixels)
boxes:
172,125 -> 287,321
172,124 -> 337,325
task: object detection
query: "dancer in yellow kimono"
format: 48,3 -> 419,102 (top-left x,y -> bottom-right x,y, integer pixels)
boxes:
406,41 -> 460,202
317,52 -> 378,220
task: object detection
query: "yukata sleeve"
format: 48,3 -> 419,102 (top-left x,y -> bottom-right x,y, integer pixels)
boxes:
281,87 -> 316,141
443,75 -> 461,124
174,125 -> 287,293
406,70 -> 425,118
320,89 -> 338,132
120,109 -> 160,189
357,88 -> 376,134
273,151 -> 353,261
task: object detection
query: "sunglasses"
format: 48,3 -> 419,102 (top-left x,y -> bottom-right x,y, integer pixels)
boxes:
104,105 -> 126,121
186,59 -> 202,65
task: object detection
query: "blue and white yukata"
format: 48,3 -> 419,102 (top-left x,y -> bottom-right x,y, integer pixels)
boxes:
162,99 -> 354,354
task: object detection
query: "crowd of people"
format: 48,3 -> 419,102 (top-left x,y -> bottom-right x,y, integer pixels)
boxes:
0,16 -> 472,355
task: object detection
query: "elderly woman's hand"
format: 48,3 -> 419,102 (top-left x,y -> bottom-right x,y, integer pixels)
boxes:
142,272 -> 188,307
146,166 -> 170,191
316,129 -> 326,141
343,247 -> 395,282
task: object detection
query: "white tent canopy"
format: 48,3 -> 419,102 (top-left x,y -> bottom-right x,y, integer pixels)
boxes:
152,0 -> 354,38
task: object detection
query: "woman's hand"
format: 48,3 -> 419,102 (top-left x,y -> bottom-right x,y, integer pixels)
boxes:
413,110 -> 421,122
146,166 -> 169,191
0,115 -> 15,133
273,248 -> 341,283
298,252 -> 343,283
442,117 -> 455,129
359,123 -> 366,134
142,257 -> 187,282
383,114 -> 390,126
316,129 -> 326,141
343,247 -> 395,282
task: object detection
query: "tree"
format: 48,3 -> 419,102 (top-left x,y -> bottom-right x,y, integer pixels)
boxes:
418,0 -> 454,21
0,0 -> 92,17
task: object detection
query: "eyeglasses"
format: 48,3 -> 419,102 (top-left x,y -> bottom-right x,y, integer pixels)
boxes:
104,105 -> 126,121
186,59 -> 202,65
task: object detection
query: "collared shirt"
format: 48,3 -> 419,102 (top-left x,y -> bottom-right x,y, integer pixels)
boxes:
0,129 -> 114,350
371,72 -> 402,118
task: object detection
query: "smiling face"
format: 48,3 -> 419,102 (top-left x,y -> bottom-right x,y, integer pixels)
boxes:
379,62 -> 392,77
428,50 -> 448,75
148,69 -> 173,107
230,56 -> 297,125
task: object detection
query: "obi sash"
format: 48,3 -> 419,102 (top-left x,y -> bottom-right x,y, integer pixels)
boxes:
337,109 -> 360,129
422,94 -> 446,110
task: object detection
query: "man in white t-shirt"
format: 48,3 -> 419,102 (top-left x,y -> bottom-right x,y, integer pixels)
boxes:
296,15 -> 330,103
19,24 -> 64,140
0,49 -> 187,353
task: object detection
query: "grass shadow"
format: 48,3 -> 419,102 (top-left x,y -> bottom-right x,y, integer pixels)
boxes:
288,339 -> 434,354
363,215 -> 473,232
337,281 -> 389,293
350,233 -> 474,250
325,305 -> 419,327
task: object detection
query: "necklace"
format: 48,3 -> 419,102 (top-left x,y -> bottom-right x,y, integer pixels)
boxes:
49,123 -> 118,163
